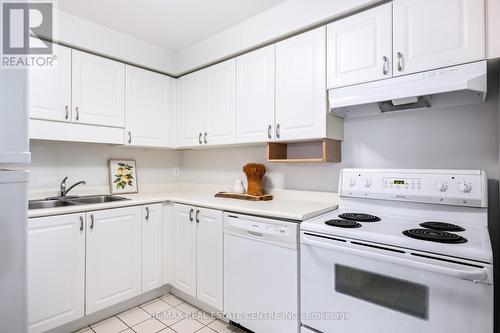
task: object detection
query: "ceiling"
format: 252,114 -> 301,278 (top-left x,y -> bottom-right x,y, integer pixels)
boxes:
57,0 -> 287,51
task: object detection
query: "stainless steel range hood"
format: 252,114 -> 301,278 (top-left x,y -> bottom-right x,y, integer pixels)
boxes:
328,61 -> 487,118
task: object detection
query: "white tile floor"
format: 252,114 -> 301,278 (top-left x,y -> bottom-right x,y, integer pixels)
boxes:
74,293 -> 248,333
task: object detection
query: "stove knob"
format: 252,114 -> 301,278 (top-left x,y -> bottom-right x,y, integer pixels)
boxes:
459,183 -> 472,193
435,181 -> 448,192
363,179 -> 372,188
349,178 -> 356,187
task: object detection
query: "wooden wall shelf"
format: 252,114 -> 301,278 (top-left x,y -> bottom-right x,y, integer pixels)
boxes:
267,139 -> 341,163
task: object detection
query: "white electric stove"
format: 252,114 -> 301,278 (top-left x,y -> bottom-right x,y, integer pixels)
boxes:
300,169 -> 493,333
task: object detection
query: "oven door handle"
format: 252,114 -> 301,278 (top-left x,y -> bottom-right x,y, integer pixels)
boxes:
302,234 -> 490,282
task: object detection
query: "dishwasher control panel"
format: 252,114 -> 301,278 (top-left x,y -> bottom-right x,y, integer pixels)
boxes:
227,216 -> 290,236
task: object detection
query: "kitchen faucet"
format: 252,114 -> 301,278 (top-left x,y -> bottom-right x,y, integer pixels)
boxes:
59,177 -> 86,197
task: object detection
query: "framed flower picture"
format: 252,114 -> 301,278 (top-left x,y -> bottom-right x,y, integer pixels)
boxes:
108,160 -> 138,194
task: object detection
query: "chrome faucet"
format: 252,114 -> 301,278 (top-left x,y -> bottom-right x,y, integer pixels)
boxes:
59,177 -> 86,197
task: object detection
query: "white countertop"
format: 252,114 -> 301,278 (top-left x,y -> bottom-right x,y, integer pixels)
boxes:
28,183 -> 340,221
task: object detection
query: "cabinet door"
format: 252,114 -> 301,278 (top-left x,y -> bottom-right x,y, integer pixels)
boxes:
126,66 -> 172,147
28,214 -> 85,333
178,72 -> 204,147
72,50 -> 125,127
276,27 -> 327,141
236,45 -> 276,143
86,206 -> 142,314
196,208 -> 223,310
327,3 -> 392,88
29,43 -> 72,122
393,0 -> 485,76
172,204 -> 197,298
204,59 -> 236,145
162,203 -> 175,285
142,204 -> 163,293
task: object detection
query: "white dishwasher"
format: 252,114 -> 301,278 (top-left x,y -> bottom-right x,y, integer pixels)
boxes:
223,212 -> 299,333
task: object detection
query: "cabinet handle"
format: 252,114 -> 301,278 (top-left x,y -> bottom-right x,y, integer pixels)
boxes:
397,52 -> 404,72
189,208 -> 194,222
195,210 -> 200,223
75,107 -> 80,121
267,125 -> 272,139
65,105 -> 69,120
276,124 -> 280,139
198,133 -> 202,145
79,216 -> 84,231
90,214 -> 95,229
145,207 -> 150,220
204,132 -> 207,144
128,131 -> 132,144
382,56 -> 389,75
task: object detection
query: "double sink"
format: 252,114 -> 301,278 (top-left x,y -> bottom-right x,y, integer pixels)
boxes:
29,195 -> 130,210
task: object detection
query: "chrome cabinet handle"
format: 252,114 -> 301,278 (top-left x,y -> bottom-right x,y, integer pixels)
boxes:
90,214 -> 95,229
204,132 -> 207,144
189,208 -> 194,221
80,216 -> 84,231
198,133 -> 202,145
145,207 -> 150,220
195,210 -> 200,223
382,56 -> 389,75
397,52 -> 403,72
276,124 -> 280,139
75,107 -> 80,121
65,105 -> 69,120
267,125 -> 272,139
128,131 -> 132,144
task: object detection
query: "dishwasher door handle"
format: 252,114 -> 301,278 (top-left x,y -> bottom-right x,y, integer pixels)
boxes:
247,230 -> 263,237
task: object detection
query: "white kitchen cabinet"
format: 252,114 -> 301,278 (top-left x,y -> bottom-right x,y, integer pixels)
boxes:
85,206 -> 142,314
29,43 -> 72,122
196,207 -> 223,310
276,27 -> 341,141
327,3 -> 393,88
236,45 -> 276,143
125,66 -> 174,147
162,203 -> 175,285
172,204 -> 197,297
393,0 -> 485,76
142,203 -> 164,293
178,71 -> 205,147
72,50 -> 125,128
28,214 -> 85,333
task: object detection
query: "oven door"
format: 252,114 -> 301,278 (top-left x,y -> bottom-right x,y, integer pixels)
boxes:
300,232 -> 493,333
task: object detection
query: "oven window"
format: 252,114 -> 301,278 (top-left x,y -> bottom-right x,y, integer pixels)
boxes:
335,264 -> 429,319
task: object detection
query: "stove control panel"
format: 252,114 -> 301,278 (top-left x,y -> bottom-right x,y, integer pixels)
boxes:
340,169 -> 487,207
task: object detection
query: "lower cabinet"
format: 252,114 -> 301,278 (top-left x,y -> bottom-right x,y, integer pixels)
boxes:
28,213 -> 86,333
173,204 -> 223,310
142,203 -> 164,292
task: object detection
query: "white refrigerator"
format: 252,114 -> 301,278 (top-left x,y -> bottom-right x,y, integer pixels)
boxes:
0,69 -> 30,332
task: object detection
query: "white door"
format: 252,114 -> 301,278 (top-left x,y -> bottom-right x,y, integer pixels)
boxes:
393,0 -> 485,76
142,203 -> 164,293
178,72 -> 204,147
236,45 -> 276,143
86,207 -> 142,314
327,3 -> 393,88
172,204 -> 197,297
196,208 -> 223,310
126,66 -> 172,147
162,203 -> 175,285
29,43 -> 72,122
203,59 -> 236,145
72,50 -> 125,127
276,27 -> 327,141
28,214 -> 85,333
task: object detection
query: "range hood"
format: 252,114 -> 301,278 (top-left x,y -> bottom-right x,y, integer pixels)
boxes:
328,61 -> 487,118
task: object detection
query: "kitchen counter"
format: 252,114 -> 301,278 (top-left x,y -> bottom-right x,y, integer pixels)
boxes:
28,183 -> 340,221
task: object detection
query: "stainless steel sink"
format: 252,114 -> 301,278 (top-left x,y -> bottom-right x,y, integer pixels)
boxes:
29,195 -> 130,210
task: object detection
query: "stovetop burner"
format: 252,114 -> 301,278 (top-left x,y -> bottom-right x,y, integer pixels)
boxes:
338,213 -> 381,222
403,229 -> 468,243
420,221 -> 465,232
325,219 -> 361,228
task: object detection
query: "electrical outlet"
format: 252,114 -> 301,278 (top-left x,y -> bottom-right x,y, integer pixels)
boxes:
173,167 -> 180,177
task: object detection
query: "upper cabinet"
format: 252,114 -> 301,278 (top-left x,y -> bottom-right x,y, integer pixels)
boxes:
125,66 -> 174,147
392,0 -> 485,76
178,71 -> 205,147
327,3 -> 393,88
236,45 -> 276,143
72,50 -> 125,128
